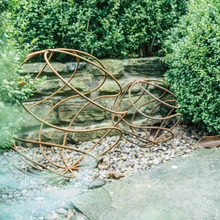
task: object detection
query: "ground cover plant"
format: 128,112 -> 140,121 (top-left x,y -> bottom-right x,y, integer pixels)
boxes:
0,0 -> 41,149
164,0 -> 220,134
14,0 -> 188,61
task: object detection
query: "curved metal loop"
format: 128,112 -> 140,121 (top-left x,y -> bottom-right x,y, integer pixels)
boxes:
112,78 -> 182,148
10,48 -> 127,178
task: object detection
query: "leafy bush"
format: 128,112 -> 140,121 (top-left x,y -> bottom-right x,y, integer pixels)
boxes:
14,0 -> 188,61
0,0 -> 18,13
0,2 -> 40,149
164,0 -> 220,133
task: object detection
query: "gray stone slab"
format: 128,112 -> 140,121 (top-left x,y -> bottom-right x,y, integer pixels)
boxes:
72,149 -> 220,219
73,188 -> 112,219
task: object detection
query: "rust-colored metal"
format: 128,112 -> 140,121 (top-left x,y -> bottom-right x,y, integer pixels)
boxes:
9,48 -> 127,178
112,78 -> 182,148
7,49 -> 182,178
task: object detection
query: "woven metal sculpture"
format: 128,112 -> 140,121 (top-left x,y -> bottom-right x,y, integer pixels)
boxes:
4,49 -> 182,178
112,78 -> 182,148
7,48 -> 127,178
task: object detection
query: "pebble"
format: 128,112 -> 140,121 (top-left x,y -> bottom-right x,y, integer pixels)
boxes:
124,148 -> 131,154
153,159 -> 162,165
56,208 -> 67,214
3,189 -> 10,195
17,196 -> 27,200
36,197 -> 45,200
45,214 -> 53,220
88,180 -> 106,189
2,194 -> 7,199
21,189 -> 27,195
83,179 -> 93,186
0,124 -> 205,220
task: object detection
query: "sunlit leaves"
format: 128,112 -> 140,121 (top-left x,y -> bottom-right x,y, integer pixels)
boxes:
164,0 -> 220,134
13,0 -> 188,61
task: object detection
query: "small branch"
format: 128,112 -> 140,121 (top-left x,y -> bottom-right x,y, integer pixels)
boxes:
86,17 -> 90,35
60,1 -> 62,17
149,34 -> 156,56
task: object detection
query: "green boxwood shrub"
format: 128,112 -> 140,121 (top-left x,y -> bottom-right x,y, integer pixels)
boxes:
14,0 -> 187,61
164,0 -> 220,134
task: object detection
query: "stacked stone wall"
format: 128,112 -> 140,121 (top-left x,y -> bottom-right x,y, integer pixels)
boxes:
19,57 -> 166,146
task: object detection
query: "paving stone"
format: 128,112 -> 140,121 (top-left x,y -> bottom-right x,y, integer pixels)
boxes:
73,149 -> 220,220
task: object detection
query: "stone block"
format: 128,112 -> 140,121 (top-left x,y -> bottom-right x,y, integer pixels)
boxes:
99,77 -> 145,95
123,57 -> 164,76
65,62 -> 87,73
25,128 -> 70,148
21,62 -> 65,74
87,59 -> 124,78
99,81 -> 120,94
58,100 -> 107,123
34,76 -> 92,95
71,122 -> 119,142
21,100 -> 58,128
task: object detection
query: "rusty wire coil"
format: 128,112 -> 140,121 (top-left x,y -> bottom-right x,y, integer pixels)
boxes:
112,78 -> 182,148
7,48 -> 127,178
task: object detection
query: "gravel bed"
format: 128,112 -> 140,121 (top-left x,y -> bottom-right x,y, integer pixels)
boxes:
0,124 -> 212,219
